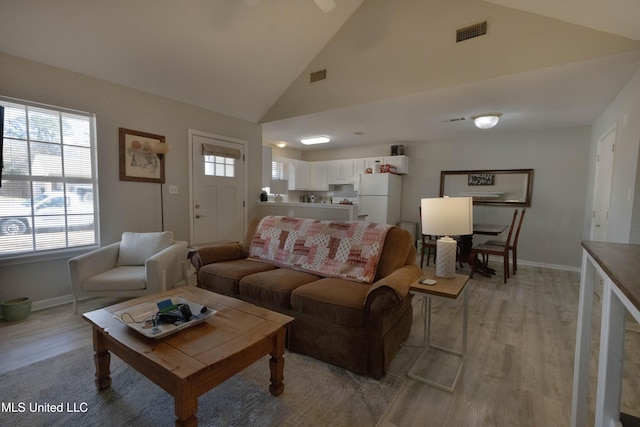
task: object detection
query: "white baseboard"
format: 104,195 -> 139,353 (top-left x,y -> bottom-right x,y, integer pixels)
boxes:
31,294 -> 75,312
481,255 -> 580,273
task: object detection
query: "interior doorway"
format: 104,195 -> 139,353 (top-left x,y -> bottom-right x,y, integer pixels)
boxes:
590,125 -> 616,241
189,130 -> 246,245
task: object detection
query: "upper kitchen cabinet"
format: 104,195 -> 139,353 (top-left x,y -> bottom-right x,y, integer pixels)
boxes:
384,155 -> 409,175
309,161 -> 328,191
291,160 -> 328,191
327,159 -> 355,185
362,156 -> 409,175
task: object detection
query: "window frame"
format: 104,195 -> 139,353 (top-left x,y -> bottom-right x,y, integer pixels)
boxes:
0,96 -> 100,263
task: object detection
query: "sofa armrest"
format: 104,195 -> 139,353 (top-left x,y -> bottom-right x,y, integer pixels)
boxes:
68,242 -> 120,295
363,264 -> 422,336
367,264 -> 422,301
193,243 -> 246,270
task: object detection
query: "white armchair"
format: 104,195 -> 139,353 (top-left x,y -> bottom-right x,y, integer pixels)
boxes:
69,231 -> 188,313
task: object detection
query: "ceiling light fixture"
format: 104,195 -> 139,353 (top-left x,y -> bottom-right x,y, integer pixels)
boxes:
300,136 -> 330,145
472,113 -> 502,129
275,141 -> 287,148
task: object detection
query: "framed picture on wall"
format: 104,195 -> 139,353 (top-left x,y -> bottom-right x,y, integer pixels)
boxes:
119,128 -> 166,183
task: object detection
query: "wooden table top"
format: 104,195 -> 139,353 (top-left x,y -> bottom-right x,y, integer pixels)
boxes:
83,287 -> 294,380
582,241 -> 640,311
473,223 -> 508,236
410,268 -> 470,299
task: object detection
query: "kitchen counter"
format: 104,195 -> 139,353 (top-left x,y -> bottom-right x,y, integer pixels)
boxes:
257,202 -> 360,221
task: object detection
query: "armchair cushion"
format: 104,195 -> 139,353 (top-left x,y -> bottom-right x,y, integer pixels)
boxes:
82,266 -> 147,291
116,231 -> 174,266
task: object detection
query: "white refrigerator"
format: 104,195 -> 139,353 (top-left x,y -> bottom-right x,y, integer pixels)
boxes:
358,173 -> 402,225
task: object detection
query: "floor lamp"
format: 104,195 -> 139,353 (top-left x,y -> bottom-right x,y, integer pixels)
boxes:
420,197 -> 473,278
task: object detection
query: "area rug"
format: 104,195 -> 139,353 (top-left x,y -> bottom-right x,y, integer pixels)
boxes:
0,346 -> 403,427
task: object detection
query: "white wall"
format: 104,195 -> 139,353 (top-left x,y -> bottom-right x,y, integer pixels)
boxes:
306,126 -> 591,269
0,53 -> 263,306
587,67 -> 640,243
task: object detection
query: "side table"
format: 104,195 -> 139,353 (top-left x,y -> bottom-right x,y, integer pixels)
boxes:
407,269 -> 470,392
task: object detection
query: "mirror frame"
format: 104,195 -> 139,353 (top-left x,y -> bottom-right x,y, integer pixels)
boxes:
439,169 -> 534,206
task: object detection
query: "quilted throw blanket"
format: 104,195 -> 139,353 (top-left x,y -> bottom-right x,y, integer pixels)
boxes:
249,216 -> 392,284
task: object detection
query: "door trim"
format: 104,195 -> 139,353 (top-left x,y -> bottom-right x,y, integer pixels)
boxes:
188,129 -> 248,245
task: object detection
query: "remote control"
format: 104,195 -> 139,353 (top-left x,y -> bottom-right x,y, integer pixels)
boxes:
419,278 -> 437,285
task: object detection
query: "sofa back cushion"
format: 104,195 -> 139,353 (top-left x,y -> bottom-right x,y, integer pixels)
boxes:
249,216 -> 391,284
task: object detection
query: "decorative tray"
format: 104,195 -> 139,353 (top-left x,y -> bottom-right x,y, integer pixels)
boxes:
113,296 -> 215,339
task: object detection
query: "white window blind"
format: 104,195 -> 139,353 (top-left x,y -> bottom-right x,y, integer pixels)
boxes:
0,97 -> 98,258
272,160 -> 285,180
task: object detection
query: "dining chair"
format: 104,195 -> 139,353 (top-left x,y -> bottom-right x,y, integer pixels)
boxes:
470,209 -> 518,284
483,208 -> 526,275
418,206 -> 438,268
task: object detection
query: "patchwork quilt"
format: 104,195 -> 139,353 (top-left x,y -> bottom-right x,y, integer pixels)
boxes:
249,216 -> 392,284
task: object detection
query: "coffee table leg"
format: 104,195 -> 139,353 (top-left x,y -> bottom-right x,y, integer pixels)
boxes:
92,328 -> 112,391
174,387 -> 198,427
269,327 -> 286,396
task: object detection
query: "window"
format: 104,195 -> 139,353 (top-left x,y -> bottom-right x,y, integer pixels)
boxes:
0,97 -> 98,258
201,142 -> 240,178
272,160 -> 285,180
204,155 -> 235,177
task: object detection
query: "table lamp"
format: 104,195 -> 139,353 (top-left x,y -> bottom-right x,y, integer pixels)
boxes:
270,179 -> 289,203
421,197 -> 473,278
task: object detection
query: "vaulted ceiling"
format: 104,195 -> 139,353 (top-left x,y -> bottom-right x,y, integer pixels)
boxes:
1,0 -> 639,150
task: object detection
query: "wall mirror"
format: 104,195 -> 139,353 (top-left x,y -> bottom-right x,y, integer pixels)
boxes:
440,169 -> 533,206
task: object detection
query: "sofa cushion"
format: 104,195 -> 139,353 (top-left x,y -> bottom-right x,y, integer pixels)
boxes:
116,231 -> 174,266
291,278 -> 370,328
198,259 -> 277,295
239,269 -> 322,310
83,266 -> 147,291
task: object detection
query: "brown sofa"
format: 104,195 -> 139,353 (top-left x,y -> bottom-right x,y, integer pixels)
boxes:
193,216 -> 422,379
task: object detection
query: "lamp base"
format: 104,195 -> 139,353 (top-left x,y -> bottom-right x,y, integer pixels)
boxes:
436,237 -> 457,278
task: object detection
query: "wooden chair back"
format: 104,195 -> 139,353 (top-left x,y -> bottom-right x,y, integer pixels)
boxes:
510,208 -> 526,249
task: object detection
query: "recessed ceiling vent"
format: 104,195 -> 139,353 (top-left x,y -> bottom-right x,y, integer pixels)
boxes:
456,20 -> 488,43
443,117 -> 467,123
310,69 -> 327,83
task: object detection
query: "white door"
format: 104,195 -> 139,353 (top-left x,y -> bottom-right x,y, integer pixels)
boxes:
190,131 -> 246,245
590,126 -> 616,241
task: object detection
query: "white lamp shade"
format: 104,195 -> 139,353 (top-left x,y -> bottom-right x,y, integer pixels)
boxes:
421,196 -> 473,278
420,197 -> 473,237
270,179 -> 289,195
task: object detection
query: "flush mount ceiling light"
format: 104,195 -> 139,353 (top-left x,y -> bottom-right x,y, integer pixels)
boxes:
300,136 -> 330,145
472,113 -> 502,129
275,141 -> 287,148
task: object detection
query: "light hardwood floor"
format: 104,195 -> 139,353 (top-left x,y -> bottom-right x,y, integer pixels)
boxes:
1,263 -> 638,426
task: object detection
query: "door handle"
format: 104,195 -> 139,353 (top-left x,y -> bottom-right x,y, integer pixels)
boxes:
195,214 -> 206,219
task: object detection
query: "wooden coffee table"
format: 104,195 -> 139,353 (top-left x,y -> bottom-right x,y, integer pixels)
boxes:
83,287 -> 294,427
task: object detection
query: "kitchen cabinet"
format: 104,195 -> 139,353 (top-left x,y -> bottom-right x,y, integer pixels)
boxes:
384,155 -> 409,174
310,161 -> 328,190
291,160 -> 328,191
360,156 -> 409,174
290,159 -> 310,190
327,159 -> 355,184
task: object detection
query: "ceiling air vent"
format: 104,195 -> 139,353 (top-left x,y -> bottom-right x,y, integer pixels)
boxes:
443,117 -> 467,123
310,69 -> 327,83
456,20 -> 488,43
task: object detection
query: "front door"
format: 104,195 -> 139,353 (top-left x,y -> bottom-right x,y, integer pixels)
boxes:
190,131 -> 246,245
